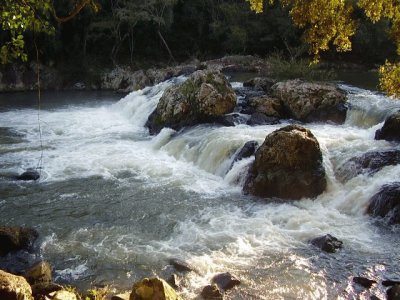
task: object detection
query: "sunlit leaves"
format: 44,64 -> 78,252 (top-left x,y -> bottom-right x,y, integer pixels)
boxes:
379,61 -> 400,98
245,0 -> 400,97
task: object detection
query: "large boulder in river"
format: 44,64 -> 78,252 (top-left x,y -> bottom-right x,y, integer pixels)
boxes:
375,112 -> 400,142
271,79 -> 347,123
130,277 -> 182,300
0,270 -> 33,300
335,150 -> 400,182
367,183 -> 400,225
0,226 -> 39,256
146,70 -> 236,134
243,125 -> 326,200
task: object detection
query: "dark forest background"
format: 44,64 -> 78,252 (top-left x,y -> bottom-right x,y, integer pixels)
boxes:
2,0 -> 397,72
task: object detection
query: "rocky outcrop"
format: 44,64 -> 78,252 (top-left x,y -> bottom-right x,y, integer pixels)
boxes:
130,277 -> 182,300
0,63 -> 62,92
243,125 -> 326,200
146,70 -> 236,134
375,112 -> 400,142
0,270 -> 33,300
310,234 -> 343,253
271,79 -> 347,123
335,150 -> 400,182
0,226 -> 39,256
367,183 -> 400,225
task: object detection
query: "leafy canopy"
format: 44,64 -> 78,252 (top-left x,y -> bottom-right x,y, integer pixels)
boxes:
246,0 -> 400,97
0,0 -> 99,64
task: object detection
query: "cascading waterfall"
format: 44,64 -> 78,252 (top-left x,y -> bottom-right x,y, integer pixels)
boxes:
0,78 -> 399,299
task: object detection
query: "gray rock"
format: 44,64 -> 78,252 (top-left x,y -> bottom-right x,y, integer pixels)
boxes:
16,170 -> 40,181
200,284 -> 223,300
211,272 -> 240,291
169,258 -> 194,273
353,276 -> 376,289
243,125 -> 326,200
246,113 -> 280,126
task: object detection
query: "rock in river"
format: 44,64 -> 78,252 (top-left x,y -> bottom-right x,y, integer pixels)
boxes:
310,234 -> 343,253
375,111 -> 400,142
0,226 -> 39,256
271,79 -> 347,123
367,183 -> 400,225
146,70 -> 236,134
243,125 -> 326,200
130,277 -> 182,300
0,270 -> 32,300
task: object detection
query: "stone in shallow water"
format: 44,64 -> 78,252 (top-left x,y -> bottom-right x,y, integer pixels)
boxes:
375,112 -> 400,142
130,277 -> 182,300
16,170 -> 40,181
168,258 -> 194,273
310,234 -> 343,253
211,272 -> 240,291
353,276 -> 376,289
367,183 -> 400,225
387,284 -> 400,300
200,284 -> 223,300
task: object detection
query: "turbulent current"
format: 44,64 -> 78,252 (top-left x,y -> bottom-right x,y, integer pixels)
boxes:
0,77 -> 399,299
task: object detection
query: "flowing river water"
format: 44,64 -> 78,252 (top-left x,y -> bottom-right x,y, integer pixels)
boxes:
0,76 -> 399,299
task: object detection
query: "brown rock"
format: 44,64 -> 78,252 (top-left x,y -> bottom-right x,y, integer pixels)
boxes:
24,261 -> 52,285
243,125 -> 326,200
200,284 -> 223,300
0,270 -> 33,300
211,272 -> 240,291
130,277 -> 182,300
247,95 -> 284,118
272,79 -> 347,123
0,226 -> 39,256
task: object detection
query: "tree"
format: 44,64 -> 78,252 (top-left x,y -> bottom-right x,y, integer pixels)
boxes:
246,0 -> 400,97
0,0 -> 99,64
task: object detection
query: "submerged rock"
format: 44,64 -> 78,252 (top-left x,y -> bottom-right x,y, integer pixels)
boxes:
233,141 -> 259,163
168,258 -> 194,273
335,150 -> 400,182
353,277 -> 377,289
243,125 -> 326,200
211,272 -> 241,291
16,170 -> 40,181
271,79 -> 347,123
146,70 -> 236,134
200,284 -> 223,300
0,270 -> 32,300
310,234 -> 343,253
367,183 -> 400,225
130,277 -> 182,300
375,112 -> 400,142
0,226 -> 39,256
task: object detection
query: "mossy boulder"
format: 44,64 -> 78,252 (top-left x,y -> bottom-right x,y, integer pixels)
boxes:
0,226 -> 39,256
0,270 -> 33,300
146,70 -> 236,134
243,125 -> 326,200
271,79 -> 347,123
130,277 -> 182,300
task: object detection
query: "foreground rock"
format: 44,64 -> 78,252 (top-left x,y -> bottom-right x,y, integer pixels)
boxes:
243,125 -> 326,200
387,285 -> 400,300
130,277 -> 182,300
310,234 -> 343,253
335,150 -> 400,182
48,290 -> 77,300
375,112 -> 400,142
146,70 -> 236,134
0,226 -> 39,256
0,270 -> 32,300
367,183 -> 400,225
271,79 -> 347,123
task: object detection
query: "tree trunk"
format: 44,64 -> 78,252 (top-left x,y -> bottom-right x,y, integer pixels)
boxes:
157,30 -> 175,63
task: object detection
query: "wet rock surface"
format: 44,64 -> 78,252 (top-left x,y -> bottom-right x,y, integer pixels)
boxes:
0,227 -> 39,256
310,234 -> 343,253
375,112 -> 400,142
243,125 -> 326,200
367,183 -> 400,225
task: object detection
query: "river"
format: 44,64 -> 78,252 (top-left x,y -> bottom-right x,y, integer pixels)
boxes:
0,75 -> 399,299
